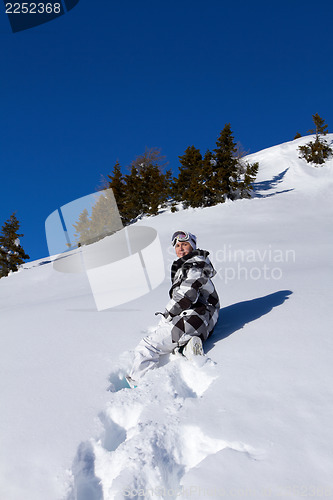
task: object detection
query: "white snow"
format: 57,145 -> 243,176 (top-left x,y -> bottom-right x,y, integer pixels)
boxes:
1,135 -> 333,500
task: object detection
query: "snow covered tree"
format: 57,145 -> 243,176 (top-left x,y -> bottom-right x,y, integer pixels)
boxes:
235,157 -> 259,199
298,113 -> 333,165
0,213 -> 30,278
299,139 -> 332,165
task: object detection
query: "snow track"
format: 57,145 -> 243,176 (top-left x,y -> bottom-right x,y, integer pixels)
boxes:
67,354 -> 259,500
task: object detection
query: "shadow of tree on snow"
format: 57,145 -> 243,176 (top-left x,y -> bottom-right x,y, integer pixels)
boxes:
205,290 -> 293,353
252,168 -> 294,198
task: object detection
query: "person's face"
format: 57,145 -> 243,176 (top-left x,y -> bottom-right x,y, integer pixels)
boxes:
175,241 -> 193,258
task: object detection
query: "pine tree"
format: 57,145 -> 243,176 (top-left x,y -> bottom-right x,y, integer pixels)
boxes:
123,164 -> 144,222
309,113 -> 329,139
89,190 -> 123,242
298,113 -> 333,165
237,158 -> 259,199
174,126 -> 259,208
123,148 -> 171,220
73,189 -> 123,247
200,150 -> 216,207
134,149 -> 167,215
212,124 -> 240,202
187,149 -> 218,208
0,213 -> 30,278
211,124 -> 259,201
232,141 -> 259,199
173,146 -> 203,208
72,208 -> 91,246
107,161 -> 127,223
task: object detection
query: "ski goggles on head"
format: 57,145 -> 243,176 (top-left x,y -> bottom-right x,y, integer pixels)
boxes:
172,231 -> 190,246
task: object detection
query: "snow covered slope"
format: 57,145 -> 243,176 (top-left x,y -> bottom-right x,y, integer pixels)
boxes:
1,135 -> 333,500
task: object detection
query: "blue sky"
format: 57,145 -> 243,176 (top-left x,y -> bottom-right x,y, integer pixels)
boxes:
1,0 -> 332,261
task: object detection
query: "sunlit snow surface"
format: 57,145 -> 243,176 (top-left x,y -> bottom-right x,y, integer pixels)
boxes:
1,136 -> 333,499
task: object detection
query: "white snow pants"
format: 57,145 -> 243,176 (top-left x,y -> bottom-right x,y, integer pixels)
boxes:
129,318 -> 191,381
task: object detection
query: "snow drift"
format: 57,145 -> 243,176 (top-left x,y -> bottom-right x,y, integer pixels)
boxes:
1,135 -> 333,500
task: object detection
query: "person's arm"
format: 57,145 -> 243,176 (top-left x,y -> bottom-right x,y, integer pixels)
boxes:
164,266 -> 208,320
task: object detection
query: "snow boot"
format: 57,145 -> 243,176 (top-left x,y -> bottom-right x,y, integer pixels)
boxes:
182,336 -> 204,360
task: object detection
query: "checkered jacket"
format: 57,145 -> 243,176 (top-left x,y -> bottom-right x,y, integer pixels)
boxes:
164,249 -> 220,343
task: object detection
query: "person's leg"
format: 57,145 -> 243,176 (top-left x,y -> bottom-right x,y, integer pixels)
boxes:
129,324 -> 177,381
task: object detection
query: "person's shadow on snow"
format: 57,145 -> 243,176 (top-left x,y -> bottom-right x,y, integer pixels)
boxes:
205,290 -> 293,353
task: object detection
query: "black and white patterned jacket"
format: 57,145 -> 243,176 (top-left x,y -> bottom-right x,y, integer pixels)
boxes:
164,249 -> 220,343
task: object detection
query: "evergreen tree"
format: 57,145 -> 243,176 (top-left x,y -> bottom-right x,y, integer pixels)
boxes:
134,149 -> 169,215
232,141 -> 259,199
73,190 -> 123,247
72,208 -> 91,246
174,125 -> 259,208
200,150 -> 216,207
0,213 -> 30,278
123,164 -> 144,222
212,124 -> 241,202
298,113 -> 333,165
236,158 -> 259,199
212,124 -> 259,201
309,112 -> 329,139
173,146 -> 203,207
123,148 -> 171,220
187,149 -> 218,208
107,161 -> 127,223
89,190 -> 123,241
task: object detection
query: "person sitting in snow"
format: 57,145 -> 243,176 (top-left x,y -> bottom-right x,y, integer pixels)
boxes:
126,230 -> 220,387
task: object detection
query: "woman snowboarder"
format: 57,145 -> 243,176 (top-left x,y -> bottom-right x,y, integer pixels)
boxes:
126,230 -> 220,386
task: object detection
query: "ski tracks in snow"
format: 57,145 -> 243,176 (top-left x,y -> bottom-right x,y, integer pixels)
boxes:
66,353 -> 259,500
